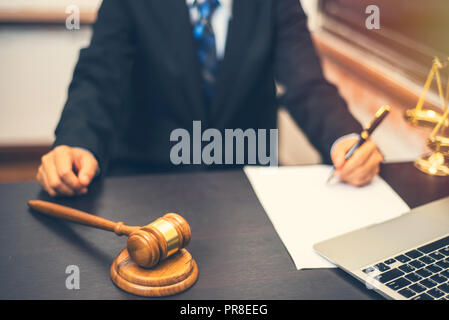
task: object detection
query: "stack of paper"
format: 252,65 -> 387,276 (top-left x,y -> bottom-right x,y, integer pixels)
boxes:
244,165 -> 410,269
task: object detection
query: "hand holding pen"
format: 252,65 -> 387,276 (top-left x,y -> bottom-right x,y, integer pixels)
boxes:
328,106 -> 390,186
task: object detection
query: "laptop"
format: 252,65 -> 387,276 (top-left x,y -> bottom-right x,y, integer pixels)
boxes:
314,196 -> 449,300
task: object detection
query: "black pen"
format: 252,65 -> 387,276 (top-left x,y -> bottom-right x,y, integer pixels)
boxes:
326,105 -> 391,183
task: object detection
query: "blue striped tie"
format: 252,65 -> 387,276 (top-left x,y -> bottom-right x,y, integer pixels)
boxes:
190,0 -> 221,104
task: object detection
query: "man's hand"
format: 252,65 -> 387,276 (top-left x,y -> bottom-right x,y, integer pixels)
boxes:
331,136 -> 383,187
36,145 -> 98,197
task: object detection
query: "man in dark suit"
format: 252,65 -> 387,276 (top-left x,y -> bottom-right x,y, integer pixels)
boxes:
37,0 -> 383,197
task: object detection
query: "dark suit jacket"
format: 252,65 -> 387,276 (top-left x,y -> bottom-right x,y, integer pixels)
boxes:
53,0 -> 362,174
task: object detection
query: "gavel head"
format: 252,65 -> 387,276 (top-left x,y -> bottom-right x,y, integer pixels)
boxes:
126,213 -> 191,268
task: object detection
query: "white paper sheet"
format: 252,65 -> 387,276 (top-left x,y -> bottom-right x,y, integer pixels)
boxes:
244,165 -> 410,269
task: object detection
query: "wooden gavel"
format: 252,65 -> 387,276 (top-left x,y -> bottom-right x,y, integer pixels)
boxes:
28,200 -> 191,268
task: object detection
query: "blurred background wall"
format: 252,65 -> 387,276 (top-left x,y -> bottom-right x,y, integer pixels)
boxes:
0,0 -> 100,147
1,0 -> 447,181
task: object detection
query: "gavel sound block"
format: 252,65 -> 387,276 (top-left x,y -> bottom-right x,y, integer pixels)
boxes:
27,200 -> 198,297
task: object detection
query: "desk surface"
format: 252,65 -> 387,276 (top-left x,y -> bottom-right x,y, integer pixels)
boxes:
1,162 -> 449,299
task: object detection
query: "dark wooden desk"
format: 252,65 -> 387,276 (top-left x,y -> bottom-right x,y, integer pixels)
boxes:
1,162 -> 448,299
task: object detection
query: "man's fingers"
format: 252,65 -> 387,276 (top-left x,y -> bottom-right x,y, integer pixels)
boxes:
42,154 -> 75,196
345,161 -> 380,187
342,156 -> 380,186
37,165 -> 57,197
36,145 -> 96,197
331,138 -> 358,169
75,150 -> 98,187
331,149 -> 346,170
340,151 -> 382,186
355,165 -> 380,187
336,140 -> 377,179
341,149 -> 380,183
54,146 -> 82,191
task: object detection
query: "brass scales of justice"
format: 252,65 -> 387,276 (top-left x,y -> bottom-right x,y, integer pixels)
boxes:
404,57 -> 449,176
28,200 -> 198,297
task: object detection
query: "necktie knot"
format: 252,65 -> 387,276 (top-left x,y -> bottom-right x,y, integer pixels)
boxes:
193,0 -> 220,21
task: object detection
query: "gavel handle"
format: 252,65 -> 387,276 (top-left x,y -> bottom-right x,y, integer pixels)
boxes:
28,200 -> 139,236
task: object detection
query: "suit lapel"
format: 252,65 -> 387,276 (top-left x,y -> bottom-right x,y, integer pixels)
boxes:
150,0 -> 261,127
159,0 -> 207,124
210,0 -> 260,126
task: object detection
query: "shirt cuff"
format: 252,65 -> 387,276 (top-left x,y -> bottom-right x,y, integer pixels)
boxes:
330,133 -> 359,158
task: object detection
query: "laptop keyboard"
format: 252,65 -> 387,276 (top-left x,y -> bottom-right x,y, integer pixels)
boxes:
362,235 -> 449,300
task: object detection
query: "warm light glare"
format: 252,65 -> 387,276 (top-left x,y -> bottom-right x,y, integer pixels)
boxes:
426,110 -> 436,117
